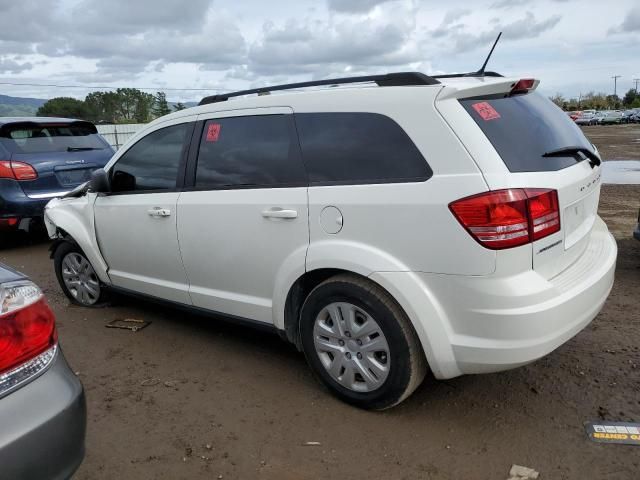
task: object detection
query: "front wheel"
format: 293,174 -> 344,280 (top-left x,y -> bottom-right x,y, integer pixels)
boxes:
300,274 -> 427,410
54,241 -> 109,307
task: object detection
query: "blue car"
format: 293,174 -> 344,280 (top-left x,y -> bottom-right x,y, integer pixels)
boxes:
0,117 -> 114,232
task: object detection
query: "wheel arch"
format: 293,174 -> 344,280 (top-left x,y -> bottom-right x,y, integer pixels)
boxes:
281,266 -> 461,379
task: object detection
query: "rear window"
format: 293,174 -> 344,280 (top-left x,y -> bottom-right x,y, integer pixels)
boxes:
0,124 -> 106,154
460,93 -> 594,172
295,112 -> 432,185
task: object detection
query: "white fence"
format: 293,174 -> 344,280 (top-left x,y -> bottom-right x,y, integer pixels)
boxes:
96,123 -> 146,150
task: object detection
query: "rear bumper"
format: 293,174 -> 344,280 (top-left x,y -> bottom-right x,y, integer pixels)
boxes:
0,179 -> 59,230
0,350 -> 86,480
371,217 -> 617,379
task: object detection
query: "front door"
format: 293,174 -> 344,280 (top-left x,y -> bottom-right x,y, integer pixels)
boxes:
177,109 -> 309,323
94,120 -> 193,304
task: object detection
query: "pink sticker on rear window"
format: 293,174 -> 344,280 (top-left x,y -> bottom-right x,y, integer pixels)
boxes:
472,102 -> 501,121
206,123 -> 221,142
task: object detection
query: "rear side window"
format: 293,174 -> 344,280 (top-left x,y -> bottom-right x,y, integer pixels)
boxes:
195,115 -> 306,189
110,123 -> 189,192
0,124 -> 107,154
460,92 -> 594,172
295,112 -> 431,185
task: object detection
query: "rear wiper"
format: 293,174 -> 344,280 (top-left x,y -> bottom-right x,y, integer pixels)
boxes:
542,146 -> 601,169
67,147 -> 101,152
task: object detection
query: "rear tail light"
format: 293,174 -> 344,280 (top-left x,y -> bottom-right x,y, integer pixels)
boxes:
449,188 -> 560,250
0,160 -> 38,180
0,281 -> 57,381
0,218 -> 19,228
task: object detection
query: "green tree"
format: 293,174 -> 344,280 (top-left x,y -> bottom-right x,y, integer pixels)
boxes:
84,89 -> 154,123
85,91 -> 119,123
152,92 -> 171,118
606,94 -> 621,109
173,102 -> 187,111
622,88 -> 637,107
36,97 -> 90,119
549,93 -> 565,109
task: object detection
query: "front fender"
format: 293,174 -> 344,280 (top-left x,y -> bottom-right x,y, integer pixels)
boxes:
44,194 -> 111,284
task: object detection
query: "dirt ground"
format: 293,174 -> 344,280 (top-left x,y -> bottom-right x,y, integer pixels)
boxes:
581,124 -> 640,160
0,126 -> 639,479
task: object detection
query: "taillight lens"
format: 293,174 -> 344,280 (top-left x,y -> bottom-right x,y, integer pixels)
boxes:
526,188 -> 560,240
0,161 -> 38,180
450,188 -> 560,250
0,281 -> 57,376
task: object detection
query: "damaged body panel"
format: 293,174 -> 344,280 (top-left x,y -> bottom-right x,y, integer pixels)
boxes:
44,193 -> 111,284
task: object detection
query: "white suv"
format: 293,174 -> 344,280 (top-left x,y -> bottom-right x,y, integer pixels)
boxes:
44,72 -> 617,409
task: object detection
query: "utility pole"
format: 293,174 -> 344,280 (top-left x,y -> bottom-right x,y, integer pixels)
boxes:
612,75 -> 621,97
634,78 -> 640,94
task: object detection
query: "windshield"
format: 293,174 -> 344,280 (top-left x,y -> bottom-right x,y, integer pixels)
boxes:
0,124 -> 107,154
460,92 -> 594,172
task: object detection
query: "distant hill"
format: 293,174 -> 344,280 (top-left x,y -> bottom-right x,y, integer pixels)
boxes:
0,94 -> 46,117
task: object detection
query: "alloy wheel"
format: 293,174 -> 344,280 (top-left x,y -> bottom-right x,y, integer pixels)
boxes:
61,252 -> 101,305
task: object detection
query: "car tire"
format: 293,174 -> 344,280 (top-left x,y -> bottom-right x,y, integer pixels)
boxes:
299,274 -> 427,410
54,241 -> 109,307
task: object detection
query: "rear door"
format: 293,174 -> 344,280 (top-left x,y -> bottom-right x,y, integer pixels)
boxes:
177,108 -> 309,323
0,122 -> 113,200
94,118 -> 194,303
444,89 -> 602,278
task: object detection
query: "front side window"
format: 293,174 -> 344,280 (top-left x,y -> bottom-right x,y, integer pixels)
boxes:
295,112 -> 432,185
110,123 -> 189,192
195,115 -> 306,189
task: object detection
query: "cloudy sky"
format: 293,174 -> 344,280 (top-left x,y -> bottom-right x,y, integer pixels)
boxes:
0,0 -> 638,102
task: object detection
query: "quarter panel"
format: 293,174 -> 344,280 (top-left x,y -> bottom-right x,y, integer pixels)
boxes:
307,177 -> 495,276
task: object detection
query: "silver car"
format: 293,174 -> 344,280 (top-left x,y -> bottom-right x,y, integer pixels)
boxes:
0,263 -> 86,479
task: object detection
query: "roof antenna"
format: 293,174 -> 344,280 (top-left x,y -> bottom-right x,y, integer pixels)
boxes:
476,31 -> 502,76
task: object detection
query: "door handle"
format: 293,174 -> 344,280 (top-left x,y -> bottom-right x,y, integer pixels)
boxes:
147,207 -> 171,217
261,208 -> 298,219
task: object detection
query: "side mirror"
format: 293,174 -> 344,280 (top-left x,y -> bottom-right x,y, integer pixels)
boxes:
90,168 -> 110,193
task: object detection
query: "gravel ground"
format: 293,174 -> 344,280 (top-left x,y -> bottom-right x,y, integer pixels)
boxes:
0,125 -> 638,479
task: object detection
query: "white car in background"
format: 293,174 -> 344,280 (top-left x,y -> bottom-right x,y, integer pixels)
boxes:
43,72 -> 617,409
600,110 -> 624,125
575,111 -> 597,125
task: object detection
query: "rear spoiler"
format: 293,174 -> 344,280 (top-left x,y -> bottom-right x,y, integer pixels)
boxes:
0,120 -> 98,137
435,77 -> 540,101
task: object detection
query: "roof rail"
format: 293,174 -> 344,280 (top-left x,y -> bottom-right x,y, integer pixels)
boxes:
198,71 -> 440,106
433,71 -> 503,79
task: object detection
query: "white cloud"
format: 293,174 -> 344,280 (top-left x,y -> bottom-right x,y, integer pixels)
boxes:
0,0 -> 636,101
610,6 -> 640,33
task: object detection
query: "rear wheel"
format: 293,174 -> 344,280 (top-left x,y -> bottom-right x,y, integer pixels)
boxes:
54,241 -> 108,307
300,274 -> 426,410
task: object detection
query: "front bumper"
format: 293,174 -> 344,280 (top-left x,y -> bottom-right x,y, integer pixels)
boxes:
372,217 -> 617,379
0,350 -> 86,480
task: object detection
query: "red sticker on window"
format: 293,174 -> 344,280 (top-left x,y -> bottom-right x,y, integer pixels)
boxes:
471,102 -> 501,121
206,123 -> 221,142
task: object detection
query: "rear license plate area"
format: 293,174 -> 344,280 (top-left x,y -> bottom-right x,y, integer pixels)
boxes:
55,168 -> 93,186
564,188 -> 598,249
